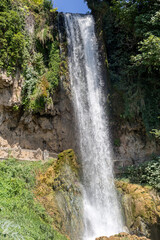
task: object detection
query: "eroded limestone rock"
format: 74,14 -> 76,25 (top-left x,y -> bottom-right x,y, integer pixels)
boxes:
96,232 -> 150,240
115,180 -> 160,239
0,68 -> 76,153
112,120 -> 160,172
0,71 -> 23,107
35,149 -> 83,240
0,71 -> 13,88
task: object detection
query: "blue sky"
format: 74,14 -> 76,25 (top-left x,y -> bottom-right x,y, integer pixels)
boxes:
53,0 -> 90,13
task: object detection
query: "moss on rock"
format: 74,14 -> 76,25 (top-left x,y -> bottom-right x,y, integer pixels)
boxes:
35,149 -> 83,240
55,149 -> 79,176
115,180 -> 160,238
96,232 -> 150,240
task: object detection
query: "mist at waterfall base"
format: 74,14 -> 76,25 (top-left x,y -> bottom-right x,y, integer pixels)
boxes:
64,13 -> 124,240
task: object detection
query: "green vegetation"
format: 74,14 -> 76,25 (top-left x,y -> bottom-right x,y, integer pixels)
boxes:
0,2 -> 25,74
85,0 -> 160,132
150,129 -> 160,139
114,138 -> 121,147
150,117 -> 160,139
119,156 -> 160,191
0,158 -> 67,240
0,0 -> 60,112
22,42 -> 60,112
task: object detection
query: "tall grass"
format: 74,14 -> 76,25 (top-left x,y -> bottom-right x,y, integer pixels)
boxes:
0,158 -> 67,240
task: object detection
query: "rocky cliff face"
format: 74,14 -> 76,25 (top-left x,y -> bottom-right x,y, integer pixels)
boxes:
0,14 -> 159,167
116,180 -> 160,240
0,66 -> 76,153
0,11 -> 77,154
108,81 -> 160,172
112,119 -> 160,171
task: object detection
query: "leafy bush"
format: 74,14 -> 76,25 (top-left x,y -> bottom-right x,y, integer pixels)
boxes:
120,157 -> 160,191
0,8 -> 25,74
36,25 -> 53,45
0,0 -> 60,113
25,75 -> 51,112
22,51 -> 45,106
21,1 -> 60,112
46,42 -> 60,90
0,0 -> 12,12
150,129 -> 160,139
22,41 -> 60,112
131,34 -> 160,72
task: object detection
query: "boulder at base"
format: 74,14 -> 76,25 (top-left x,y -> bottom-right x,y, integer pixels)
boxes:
35,149 -> 83,240
115,180 -> 160,239
96,232 -> 150,240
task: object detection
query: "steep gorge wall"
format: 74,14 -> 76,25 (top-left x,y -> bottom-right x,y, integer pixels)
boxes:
90,6 -> 160,170
0,8 -> 159,168
0,4 -> 77,155
0,69 -> 75,153
111,114 -> 160,170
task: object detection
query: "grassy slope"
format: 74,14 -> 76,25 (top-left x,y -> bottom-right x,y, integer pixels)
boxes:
0,158 -> 67,240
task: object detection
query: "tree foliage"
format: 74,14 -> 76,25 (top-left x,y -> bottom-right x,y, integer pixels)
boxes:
0,3 -> 25,73
85,0 -> 160,132
120,156 -> 160,191
131,34 -> 160,71
0,0 -> 60,112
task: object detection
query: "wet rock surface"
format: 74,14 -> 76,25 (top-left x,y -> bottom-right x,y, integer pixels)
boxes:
35,149 -> 83,240
116,180 -> 160,239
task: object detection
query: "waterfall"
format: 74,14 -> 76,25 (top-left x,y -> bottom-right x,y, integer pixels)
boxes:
64,13 -> 124,240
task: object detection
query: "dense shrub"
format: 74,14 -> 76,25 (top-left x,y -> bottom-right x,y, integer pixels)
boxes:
22,41 -> 60,112
0,5 -> 25,73
0,0 -> 60,112
120,157 -> 160,191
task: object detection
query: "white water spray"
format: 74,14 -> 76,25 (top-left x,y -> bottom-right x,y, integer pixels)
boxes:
64,13 -> 124,240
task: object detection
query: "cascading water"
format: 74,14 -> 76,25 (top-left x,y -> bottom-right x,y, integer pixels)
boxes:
64,13 -> 124,240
